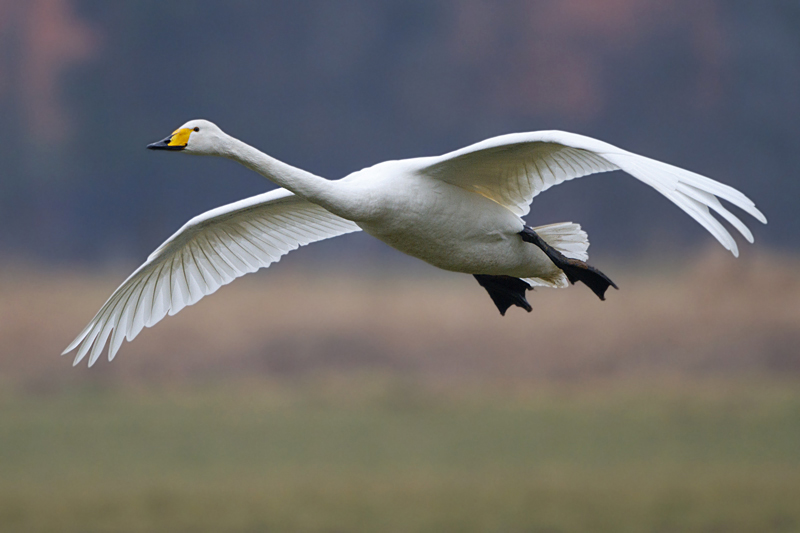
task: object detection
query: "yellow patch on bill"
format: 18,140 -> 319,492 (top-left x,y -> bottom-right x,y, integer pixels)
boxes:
168,128 -> 192,147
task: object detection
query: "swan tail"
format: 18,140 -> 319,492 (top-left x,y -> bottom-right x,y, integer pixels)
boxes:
530,222 -> 589,261
473,274 -> 533,316
520,222 -> 589,289
520,225 -> 618,301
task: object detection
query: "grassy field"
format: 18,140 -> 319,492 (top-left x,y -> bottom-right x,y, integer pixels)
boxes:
1,253 -> 798,531
1,377 -> 799,533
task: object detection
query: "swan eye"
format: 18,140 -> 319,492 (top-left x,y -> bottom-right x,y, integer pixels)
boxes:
193,127 -> 200,132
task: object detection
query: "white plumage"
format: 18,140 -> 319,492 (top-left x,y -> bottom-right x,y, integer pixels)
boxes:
63,120 -> 766,366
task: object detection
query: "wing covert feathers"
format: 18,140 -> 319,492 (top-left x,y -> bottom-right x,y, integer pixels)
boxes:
63,188 -> 360,366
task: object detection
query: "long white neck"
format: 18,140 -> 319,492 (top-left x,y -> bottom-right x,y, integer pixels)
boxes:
220,135 -> 349,215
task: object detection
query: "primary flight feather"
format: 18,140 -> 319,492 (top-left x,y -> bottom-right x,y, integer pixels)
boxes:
64,120 -> 766,366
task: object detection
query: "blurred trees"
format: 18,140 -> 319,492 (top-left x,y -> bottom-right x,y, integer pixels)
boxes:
0,0 -> 796,264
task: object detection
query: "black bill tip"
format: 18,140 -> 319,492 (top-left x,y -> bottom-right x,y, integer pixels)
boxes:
147,136 -> 184,151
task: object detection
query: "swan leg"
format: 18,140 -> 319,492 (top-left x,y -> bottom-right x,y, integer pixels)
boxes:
474,274 -> 533,316
519,226 -> 618,301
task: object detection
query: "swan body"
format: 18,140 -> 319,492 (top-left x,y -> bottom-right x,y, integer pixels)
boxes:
355,171 -> 537,276
63,119 -> 766,366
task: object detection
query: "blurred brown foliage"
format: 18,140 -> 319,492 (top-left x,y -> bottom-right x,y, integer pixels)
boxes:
3,248 -> 797,389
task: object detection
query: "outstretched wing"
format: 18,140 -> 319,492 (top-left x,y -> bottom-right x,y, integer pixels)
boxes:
63,188 -> 361,366
417,130 -> 766,255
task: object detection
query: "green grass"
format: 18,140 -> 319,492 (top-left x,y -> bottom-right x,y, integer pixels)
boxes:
1,377 -> 799,532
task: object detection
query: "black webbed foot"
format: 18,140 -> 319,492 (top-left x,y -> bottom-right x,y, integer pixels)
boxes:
519,226 -> 618,301
474,274 -> 533,316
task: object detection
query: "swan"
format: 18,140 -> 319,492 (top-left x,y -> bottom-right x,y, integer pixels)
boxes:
63,119 -> 767,366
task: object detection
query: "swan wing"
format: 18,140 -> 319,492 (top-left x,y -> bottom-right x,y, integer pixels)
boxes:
63,188 -> 361,366
418,130 -> 766,255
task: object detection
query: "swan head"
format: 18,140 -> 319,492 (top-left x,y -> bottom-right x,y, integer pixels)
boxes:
147,119 -> 227,155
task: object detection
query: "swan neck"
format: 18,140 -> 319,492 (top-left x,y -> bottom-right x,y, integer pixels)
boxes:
223,136 -> 335,205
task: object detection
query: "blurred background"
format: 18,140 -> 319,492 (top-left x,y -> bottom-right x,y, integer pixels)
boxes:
1,1 -> 798,531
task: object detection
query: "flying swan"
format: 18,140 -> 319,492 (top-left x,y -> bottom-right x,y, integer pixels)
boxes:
63,119 -> 767,366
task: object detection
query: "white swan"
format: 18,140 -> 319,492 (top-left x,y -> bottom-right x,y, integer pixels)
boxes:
63,119 -> 766,366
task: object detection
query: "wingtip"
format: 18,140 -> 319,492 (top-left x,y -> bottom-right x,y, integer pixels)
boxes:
62,337 -> 83,356
744,202 -> 767,225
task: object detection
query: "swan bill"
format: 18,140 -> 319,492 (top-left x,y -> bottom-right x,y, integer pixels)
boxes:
147,128 -> 192,151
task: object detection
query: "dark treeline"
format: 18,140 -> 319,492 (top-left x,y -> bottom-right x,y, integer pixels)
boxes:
0,1 -> 797,265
